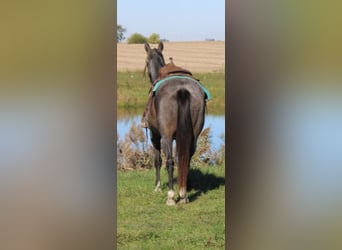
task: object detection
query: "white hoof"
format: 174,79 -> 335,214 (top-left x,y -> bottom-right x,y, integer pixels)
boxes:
168,190 -> 175,199
179,197 -> 189,204
166,199 -> 176,206
178,187 -> 188,204
154,181 -> 161,192
166,190 -> 175,205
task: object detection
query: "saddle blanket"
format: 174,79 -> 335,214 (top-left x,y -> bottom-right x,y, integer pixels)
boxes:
152,75 -> 212,100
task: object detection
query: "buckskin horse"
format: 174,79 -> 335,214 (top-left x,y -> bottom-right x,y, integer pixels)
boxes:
144,42 -> 209,205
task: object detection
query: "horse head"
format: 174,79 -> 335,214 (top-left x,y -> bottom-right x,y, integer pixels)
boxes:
144,42 -> 165,84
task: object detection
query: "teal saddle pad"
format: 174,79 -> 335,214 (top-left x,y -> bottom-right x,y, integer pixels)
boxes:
152,75 -> 212,100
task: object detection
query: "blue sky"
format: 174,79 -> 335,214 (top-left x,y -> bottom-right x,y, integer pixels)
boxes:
117,0 -> 225,42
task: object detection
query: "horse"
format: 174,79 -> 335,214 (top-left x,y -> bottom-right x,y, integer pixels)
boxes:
144,42 -> 206,205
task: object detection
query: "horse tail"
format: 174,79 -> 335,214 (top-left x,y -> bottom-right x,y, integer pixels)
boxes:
176,88 -> 194,198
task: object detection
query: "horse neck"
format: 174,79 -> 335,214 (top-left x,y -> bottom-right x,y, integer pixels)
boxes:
149,55 -> 165,83
150,64 -> 162,83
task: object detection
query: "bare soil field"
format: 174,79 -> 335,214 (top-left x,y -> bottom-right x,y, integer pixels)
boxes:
117,41 -> 225,72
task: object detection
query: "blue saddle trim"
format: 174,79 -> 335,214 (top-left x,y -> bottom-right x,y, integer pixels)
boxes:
152,75 -> 212,100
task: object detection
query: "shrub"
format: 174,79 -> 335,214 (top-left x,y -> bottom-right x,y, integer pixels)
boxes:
191,128 -> 225,166
127,33 -> 147,44
117,121 -> 154,170
148,33 -> 160,44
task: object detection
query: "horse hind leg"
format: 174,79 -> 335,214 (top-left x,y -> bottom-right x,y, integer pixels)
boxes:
185,139 -> 197,192
153,147 -> 162,192
179,188 -> 189,204
166,159 -> 176,205
151,133 -> 162,192
178,159 -> 189,204
161,136 -> 176,205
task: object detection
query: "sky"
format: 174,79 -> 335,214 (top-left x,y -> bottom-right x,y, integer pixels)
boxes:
117,0 -> 225,42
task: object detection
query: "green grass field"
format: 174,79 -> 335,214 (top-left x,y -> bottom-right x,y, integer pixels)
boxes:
117,164 -> 225,249
117,71 -> 225,115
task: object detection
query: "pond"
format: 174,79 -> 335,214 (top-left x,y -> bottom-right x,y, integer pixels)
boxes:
117,114 -> 225,151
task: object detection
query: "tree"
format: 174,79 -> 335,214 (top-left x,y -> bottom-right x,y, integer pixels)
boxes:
148,33 -> 160,44
127,33 -> 147,44
117,24 -> 126,43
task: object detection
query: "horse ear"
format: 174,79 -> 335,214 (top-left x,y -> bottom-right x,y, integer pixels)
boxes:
158,42 -> 164,52
145,43 -> 151,53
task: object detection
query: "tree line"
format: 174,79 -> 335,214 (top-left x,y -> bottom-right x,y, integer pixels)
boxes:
117,24 -> 163,44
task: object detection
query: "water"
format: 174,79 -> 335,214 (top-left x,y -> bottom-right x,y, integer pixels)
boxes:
117,114 -> 225,151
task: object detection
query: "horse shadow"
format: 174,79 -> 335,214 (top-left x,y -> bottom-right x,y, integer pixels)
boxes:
161,167 -> 225,202
187,168 -> 225,202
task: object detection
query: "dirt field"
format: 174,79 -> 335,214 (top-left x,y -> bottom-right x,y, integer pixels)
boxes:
117,41 -> 225,72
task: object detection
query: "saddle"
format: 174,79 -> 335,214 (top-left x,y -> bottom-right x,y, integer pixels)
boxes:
155,57 -> 199,83
150,57 -> 211,100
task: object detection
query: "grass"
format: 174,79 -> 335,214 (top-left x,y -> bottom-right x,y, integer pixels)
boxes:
117,71 -> 225,115
117,164 -> 225,249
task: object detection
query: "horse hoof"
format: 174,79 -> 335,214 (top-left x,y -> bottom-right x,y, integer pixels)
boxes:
166,199 -> 176,206
179,197 -> 189,204
154,181 -> 161,192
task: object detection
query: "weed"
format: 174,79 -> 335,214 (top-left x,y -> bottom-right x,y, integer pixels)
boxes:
117,121 -> 154,170
191,128 -> 225,166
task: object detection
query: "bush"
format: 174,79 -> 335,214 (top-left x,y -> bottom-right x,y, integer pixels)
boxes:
117,121 -> 154,170
191,127 -> 225,166
127,33 -> 147,44
148,33 -> 160,44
